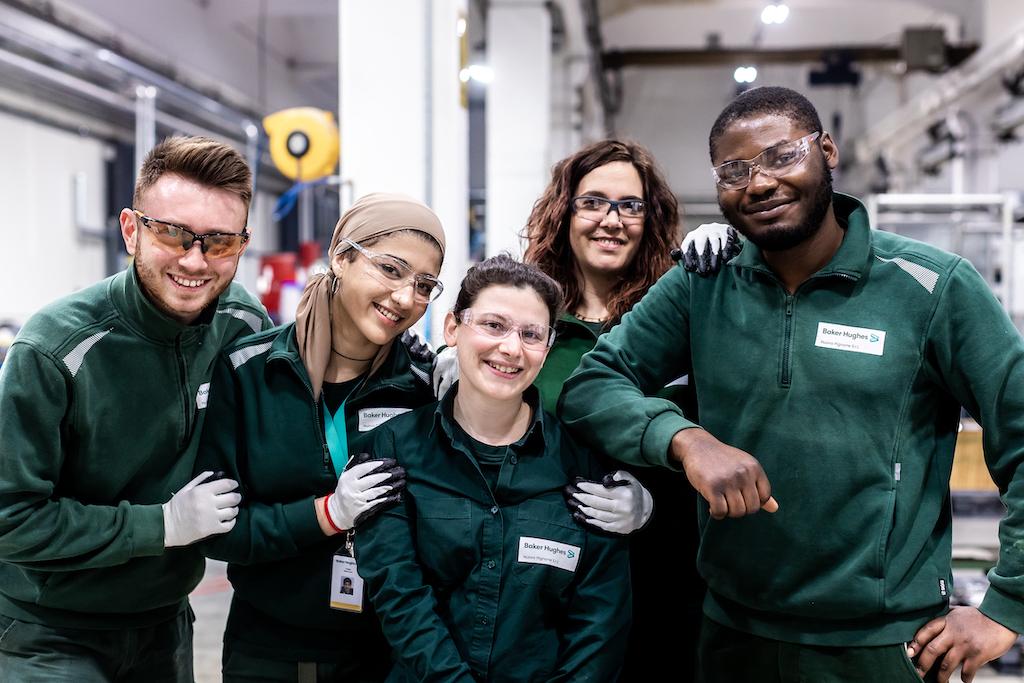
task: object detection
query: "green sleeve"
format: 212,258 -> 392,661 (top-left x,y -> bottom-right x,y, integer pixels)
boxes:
559,266 -> 699,470
354,428 -> 476,682
196,355 -> 324,565
549,530 -> 631,681
927,259 -> 1024,633
0,342 -> 164,570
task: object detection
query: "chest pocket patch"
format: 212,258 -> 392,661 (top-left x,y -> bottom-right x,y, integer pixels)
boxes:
358,407 -> 412,431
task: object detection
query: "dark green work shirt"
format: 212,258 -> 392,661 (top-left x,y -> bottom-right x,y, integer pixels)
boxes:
355,386 -> 631,682
196,324 -> 434,663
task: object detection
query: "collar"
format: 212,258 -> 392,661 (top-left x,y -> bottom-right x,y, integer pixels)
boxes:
108,264 -> 215,343
268,323 -> 427,397
728,192 -> 873,282
555,312 -> 604,341
431,383 -> 548,456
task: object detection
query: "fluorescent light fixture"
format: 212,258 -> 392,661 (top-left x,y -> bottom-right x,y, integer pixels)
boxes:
734,66 -> 758,84
460,64 -> 494,84
761,3 -> 789,25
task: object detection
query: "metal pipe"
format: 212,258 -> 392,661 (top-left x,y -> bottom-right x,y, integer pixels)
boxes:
134,85 -> 157,177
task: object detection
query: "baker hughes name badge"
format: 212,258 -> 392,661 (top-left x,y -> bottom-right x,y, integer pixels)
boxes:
517,537 -> 580,572
814,322 -> 886,356
330,553 -> 364,612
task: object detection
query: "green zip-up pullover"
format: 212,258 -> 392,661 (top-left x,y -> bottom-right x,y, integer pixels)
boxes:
0,266 -> 268,628
355,386 -> 631,682
195,323 -> 434,663
560,193 -> 1024,645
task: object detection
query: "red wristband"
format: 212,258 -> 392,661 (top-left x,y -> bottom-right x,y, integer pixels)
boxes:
323,494 -> 344,534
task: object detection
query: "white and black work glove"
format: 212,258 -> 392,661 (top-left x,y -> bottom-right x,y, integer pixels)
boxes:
431,346 -> 459,399
400,329 -> 435,364
162,471 -> 241,548
672,222 -> 743,276
564,470 -> 654,535
325,453 -> 407,531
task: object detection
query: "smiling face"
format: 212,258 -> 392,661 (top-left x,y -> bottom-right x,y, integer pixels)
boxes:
713,113 -> 838,252
119,173 -> 249,325
331,231 -> 442,354
568,161 -> 645,282
444,284 -> 551,404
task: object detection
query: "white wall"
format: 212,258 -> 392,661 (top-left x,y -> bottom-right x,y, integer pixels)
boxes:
0,110 -> 108,325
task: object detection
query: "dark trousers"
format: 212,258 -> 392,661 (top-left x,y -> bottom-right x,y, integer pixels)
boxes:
620,468 -> 705,682
697,616 -> 938,683
222,641 -> 386,683
0,609 -> 193,683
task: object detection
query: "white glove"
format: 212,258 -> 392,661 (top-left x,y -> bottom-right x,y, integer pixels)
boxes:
325,454 -> 406,531
566,470 -> 654,535
432,346 -> 460,398
162,471 -> 241,548
679,222 -> 742,275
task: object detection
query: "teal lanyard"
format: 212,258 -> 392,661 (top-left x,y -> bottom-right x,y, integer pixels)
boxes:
323,399 -> 349,477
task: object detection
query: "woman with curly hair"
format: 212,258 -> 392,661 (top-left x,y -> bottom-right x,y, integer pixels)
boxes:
525,139 -> 704,681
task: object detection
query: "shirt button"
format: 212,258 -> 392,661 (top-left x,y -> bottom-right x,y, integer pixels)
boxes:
490,506 -> 498,514
510,455 -> 518,465
481,616 -> 489,625
487,560 -> 496,569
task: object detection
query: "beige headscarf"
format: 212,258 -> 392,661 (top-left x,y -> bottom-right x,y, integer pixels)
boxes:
295,193 -> 446,399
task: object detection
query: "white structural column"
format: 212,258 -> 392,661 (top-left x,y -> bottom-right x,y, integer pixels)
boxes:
338,0 -> 468,344
486,0 -> 551,257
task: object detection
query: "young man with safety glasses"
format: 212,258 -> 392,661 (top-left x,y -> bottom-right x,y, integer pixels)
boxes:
562,86 -> 1024,682
0,136 -> 270,681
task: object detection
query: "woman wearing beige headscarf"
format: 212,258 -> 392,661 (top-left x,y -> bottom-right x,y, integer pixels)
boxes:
196,193 -> 446,682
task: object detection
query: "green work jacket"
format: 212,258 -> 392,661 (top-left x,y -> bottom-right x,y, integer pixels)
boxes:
561,193 -> 1024,645
196,324 -> 434,662
355,387 -> 631,682
0,266 -> 268,628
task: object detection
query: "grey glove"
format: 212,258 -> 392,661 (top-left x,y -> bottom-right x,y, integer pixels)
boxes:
326,453 -> 406,530
431,346 -> 459,399
162,471 -> 241,548
674,222 -> 743,275
564,470 -> 654,535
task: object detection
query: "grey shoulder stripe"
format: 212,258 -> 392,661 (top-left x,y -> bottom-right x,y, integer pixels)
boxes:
875,255 -> 939,294
219,307 -> 263,334
229,341 -> 274,369
63,328 -> 113,377
410,364 -> 430,385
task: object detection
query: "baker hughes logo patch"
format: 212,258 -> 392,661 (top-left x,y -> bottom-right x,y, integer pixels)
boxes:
814,322 -> 886,356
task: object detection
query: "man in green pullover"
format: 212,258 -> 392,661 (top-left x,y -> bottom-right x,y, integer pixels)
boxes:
0,136 -> 270,681
560,86 -> 1024,683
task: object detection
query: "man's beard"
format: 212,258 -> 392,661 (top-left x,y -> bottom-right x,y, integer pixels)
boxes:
723,167 -> 833,252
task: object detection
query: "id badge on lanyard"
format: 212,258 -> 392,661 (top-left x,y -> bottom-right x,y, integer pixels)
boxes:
330,532 -> 364,613
324,397 -> 364,611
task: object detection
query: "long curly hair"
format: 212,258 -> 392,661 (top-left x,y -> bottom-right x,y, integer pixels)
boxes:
523,139 -> 681,325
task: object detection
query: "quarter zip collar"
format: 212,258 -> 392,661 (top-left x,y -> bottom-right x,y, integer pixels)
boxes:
109,265 -> 213,344
431,383 -> 548,457
267,323 -> 425,401
729,192 -> 872,283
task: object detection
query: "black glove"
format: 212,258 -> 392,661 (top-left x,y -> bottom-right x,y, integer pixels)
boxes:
672,223 -> 743,276
400,329 -> 435,364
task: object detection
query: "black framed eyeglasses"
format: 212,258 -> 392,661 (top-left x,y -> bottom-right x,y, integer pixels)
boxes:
711,131 -> 822,191
342,239 -> 444,304
571,196 -> 647,223
132,209 -> 250,259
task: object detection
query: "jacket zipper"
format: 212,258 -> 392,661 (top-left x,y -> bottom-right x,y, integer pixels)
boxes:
771,271 -> 857,388
780,295 -> 795,387
176,335 -> 191,447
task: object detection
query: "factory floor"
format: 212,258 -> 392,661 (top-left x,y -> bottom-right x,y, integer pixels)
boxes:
189,515 -> 1020,682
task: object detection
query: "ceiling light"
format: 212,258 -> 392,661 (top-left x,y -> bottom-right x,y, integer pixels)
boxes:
734,66 -> 758,84
761,3 -> 789,25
